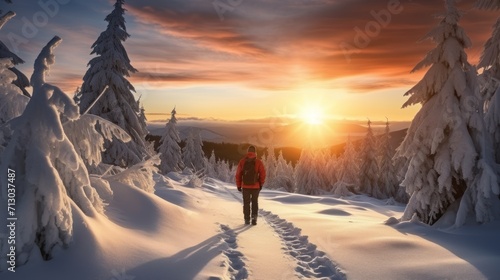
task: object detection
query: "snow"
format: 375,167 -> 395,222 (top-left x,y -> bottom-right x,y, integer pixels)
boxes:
2,1 -> 499,279
159,107 -> 183,174
182,129 -> 205,171
396,0 -> 500,226
0,58 -> 28,124
0,36 -> 109,268
77,0 -> 148,167
3,172 -> 499,279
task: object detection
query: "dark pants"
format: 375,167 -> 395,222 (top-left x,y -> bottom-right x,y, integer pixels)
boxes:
242,188 -> 260,221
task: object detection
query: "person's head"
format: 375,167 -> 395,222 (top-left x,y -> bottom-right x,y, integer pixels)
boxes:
247,145 -> 256,153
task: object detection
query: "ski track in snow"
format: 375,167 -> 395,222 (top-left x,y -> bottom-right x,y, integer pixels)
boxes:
260,210 -> 346,280
219,224 -> 249,280
219,181 -> 345,279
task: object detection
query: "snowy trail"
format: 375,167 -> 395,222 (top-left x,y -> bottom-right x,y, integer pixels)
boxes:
260,210 -> 346,280
209,180 -> 296,279
219,224 -> 249,280
215,180 -> 345,279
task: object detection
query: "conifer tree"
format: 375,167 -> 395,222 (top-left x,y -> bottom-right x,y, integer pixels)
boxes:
0,37 -> 104,269
378,120 -> 399,199
0,11 -> 30,97
308,150 -> 328,195
159,107 -> 183,174
294,148 -> 312,194
478,18 -> 500,165
359,121 -> 383,198
273,150 -> 294,192
295,148 -> 327,195
0,58 -> 28,124
205,150 -> 218,178
264,146 -> 278,188
192,129 -> 206,171
182,129 -> 205,171
217,159 -> 231,182
182,130 -> 195,170
396,0 -> 499,225
331,136 -> 358,196
325,153 -> 339,189
77,0 -> 147,167
478,16 -> 500,105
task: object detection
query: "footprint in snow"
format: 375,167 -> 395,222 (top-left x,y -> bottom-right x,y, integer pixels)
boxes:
219,224 -> 249,280
260,210 -> 346,280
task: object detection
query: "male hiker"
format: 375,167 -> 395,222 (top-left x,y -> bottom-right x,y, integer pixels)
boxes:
235,145 -> 266,225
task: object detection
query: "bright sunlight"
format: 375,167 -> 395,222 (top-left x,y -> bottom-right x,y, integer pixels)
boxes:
300,106 -> 325,125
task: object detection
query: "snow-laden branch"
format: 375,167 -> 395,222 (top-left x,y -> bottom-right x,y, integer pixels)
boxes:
31,36 -> 62,91
104,155 -> 160,193
63,114 -> 131,168
0,11 -> 15,30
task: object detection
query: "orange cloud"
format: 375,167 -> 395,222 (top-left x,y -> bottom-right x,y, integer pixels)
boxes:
124,0 -> 498,97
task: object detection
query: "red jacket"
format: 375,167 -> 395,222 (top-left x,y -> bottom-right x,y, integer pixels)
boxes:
235,152 -> 266,189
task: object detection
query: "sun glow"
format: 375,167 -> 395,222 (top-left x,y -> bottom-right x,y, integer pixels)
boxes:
300,106 -> 325,125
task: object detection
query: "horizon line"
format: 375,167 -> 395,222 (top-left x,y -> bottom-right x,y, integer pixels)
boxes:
145,113 -> 414,124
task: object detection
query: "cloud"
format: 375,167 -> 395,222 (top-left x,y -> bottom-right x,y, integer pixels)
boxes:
10,0 -> 499,106
122,0 -> 498,96
126,1 -> 270,56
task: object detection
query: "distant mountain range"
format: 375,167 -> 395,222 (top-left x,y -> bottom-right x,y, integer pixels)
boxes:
147,120 -> 409,164
147,119 -> 410,149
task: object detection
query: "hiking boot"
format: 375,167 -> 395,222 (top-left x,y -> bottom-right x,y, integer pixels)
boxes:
251,218 -> 257,225
245,219 -> 250,225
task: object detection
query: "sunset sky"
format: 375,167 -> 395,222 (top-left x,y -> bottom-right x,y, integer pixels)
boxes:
2,0 -> 499,122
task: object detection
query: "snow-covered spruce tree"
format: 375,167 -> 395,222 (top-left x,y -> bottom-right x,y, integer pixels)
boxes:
0,16 -> 130,173
0,58 -> 28,124
182,130 -> 195,170
395,0 -> 499,226
325,153 -> 338,188
159,107 -> 183,174
263,146 -> 277,188
205,150 -> 217,178
77,0 -> 148,167
272,150 -> 294,192
331,136 -> 358,196
317,148 -> 333,192
182,129 -> 205,171
138,98 -> 156,155
294,148 -> 312,194
137,95 -> 147,124
294,148 -> 326,195
359,120 -> 383,198
477,23 -> 500,111
217,159 -> 231,182
228,163 -> 237,183
0,11 -> 30,97
193,129 -> 205,171
0,37 -> 105,269
0,13 -> 28,155
215,160 -> 234,184
63,113 -> 132,174
478,18 -> 500,166
378,120 -> 399,199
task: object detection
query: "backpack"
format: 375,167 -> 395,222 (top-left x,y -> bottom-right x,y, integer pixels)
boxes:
242,158 -> 258,185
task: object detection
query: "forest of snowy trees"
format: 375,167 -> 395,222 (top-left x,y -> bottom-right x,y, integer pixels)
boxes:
1,0 -> 500,272
205,0 -> 500,227
0,1 -> 158,270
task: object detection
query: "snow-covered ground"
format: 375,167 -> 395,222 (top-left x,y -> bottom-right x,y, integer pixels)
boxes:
3,173 -> 500,280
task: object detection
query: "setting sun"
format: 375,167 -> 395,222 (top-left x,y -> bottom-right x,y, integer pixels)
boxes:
300,106 -> 325,125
